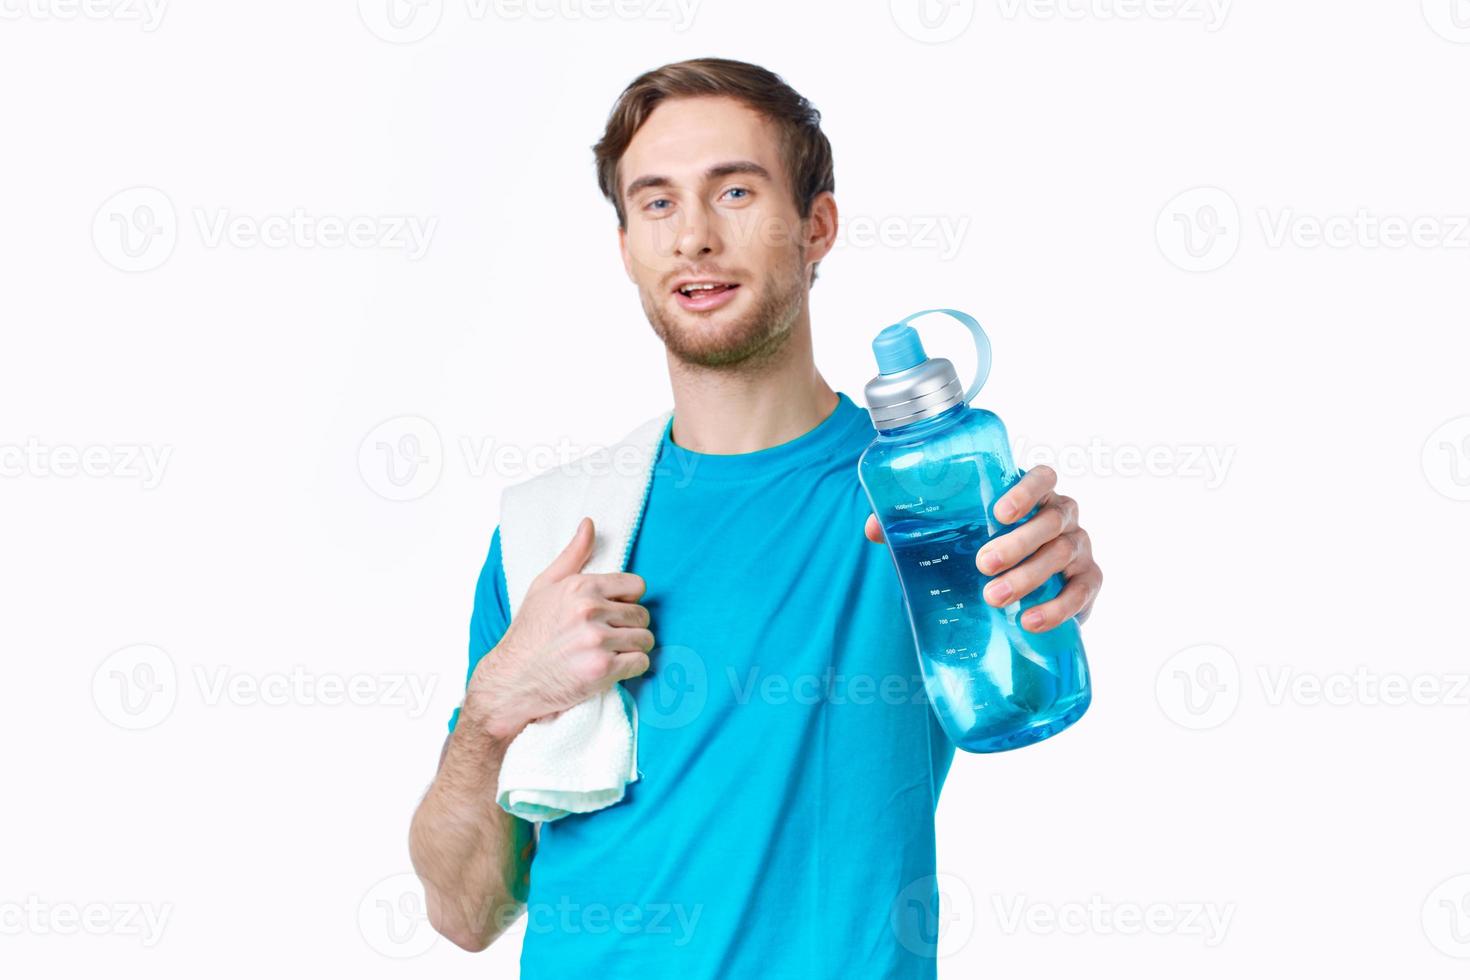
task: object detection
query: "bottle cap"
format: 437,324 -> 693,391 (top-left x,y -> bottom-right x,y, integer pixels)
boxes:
863,308 -> 992,429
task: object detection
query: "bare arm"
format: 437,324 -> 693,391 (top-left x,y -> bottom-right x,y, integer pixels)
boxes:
409,693 -> 535,952
408,516 -> 655,952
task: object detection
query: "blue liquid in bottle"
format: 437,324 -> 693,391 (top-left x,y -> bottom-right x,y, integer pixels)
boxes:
858,310 -> 1091,752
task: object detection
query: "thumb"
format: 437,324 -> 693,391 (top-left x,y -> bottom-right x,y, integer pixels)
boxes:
533,516 -> 595,588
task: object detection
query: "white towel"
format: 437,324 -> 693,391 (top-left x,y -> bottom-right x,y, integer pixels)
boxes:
494,408 -> 672,822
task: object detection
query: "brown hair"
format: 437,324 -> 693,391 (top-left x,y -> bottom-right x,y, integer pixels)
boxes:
593,58 -> 835,279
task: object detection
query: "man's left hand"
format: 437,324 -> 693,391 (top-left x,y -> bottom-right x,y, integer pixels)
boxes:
863,464 -> 1102,632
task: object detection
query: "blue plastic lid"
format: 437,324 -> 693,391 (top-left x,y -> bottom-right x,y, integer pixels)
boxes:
872,322 -> 927,375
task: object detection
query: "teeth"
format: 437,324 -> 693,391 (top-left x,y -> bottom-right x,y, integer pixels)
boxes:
680,283 -> 725,294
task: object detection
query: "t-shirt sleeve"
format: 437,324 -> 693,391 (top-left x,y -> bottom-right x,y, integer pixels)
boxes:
447,525 -> 513,733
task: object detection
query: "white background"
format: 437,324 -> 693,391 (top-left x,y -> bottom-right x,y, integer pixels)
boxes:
3,0 -> 1469,975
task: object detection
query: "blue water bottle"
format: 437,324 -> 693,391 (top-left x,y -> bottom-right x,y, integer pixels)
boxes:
857,308 -> 1091,752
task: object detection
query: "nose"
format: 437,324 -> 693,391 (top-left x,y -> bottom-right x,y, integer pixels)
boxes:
674,200 -> 719,260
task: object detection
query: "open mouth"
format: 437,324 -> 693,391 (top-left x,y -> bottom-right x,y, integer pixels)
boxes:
673,281 -> 740,311
676,281 -> 737,296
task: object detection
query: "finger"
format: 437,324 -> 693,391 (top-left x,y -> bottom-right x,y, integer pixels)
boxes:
600,601 -> 651,629
583,572 -> 647,602
1076,564 -> 1102,626
1019,567 -> 1101,632
982,532 -> 1081,608
599,626 -> 655,654
975,497 -> 1078,576
864,513 -> 884,544
993,465 -> 1057,525
609,649 -> 652,682
533,516 -> 596,588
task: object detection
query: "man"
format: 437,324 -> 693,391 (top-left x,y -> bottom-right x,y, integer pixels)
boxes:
409,57 -> 1102,977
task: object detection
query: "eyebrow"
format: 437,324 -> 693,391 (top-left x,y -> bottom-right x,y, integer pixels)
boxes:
623,160 -> 773,202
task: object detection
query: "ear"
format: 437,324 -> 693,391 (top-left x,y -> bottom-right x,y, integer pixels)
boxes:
802,192 -> 839,271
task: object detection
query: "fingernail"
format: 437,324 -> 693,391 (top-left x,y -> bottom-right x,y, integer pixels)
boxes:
985,580 -> 1012,604
996,503 -> 1014,522
1022,610 -> 1044,630
976,549 -> 994,574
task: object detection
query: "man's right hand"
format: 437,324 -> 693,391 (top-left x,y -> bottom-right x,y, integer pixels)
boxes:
460,516 -> 655,742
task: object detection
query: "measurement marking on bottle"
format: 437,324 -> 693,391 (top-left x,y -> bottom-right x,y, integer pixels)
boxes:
917,553 -> 951,568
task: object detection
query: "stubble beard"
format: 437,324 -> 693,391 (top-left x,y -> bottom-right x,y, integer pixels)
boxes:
641,248 -> 809,371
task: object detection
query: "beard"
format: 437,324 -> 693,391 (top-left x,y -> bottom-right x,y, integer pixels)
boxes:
640,248 -> 807,369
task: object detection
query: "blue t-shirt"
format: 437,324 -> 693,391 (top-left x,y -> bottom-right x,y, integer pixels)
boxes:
449,391 -> 956,978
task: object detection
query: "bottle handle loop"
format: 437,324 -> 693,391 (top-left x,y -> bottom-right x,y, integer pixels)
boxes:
896,308 -> 992,404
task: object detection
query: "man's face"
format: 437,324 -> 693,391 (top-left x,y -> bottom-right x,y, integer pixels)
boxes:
617,95 -> 829,368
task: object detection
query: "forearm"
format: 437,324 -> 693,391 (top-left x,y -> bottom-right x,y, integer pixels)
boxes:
409,708 -> 535,952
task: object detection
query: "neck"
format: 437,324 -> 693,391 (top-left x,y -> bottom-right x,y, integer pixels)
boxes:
664,305 -> 838,455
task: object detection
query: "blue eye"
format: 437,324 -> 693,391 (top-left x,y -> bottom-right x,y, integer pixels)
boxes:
645,198 -> 672,212
724,187 -> 749,201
